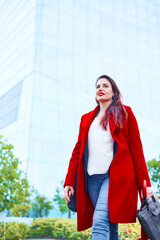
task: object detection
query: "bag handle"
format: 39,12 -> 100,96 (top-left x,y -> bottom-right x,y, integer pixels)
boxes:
142,179 -> 147,200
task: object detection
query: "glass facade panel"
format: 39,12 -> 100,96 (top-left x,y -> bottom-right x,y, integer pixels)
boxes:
0,80 -> 23,128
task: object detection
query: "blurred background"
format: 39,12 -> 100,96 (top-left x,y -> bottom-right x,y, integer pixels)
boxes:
0,0 -> 160,217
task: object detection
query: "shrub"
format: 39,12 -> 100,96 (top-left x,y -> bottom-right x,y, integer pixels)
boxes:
0,222 -> 29,240
28,218 -> 56,238
0,217 -> 141,239
52,218 -> 92,239
0,222 -> 4,240
119,219 -> 141,240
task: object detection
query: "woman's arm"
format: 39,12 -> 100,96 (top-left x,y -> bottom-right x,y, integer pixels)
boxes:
127,106 -> 152,191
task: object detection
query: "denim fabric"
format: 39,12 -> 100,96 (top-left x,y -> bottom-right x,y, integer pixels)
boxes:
87,172 -> 119,240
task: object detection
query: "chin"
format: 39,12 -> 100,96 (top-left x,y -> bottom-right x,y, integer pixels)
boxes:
97,97 -> 107,102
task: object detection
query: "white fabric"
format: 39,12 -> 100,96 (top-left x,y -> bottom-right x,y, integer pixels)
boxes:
87,117 -> 114,175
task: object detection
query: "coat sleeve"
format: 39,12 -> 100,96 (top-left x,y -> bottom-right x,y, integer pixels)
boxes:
63,114 -> 85,188
127,106 -> 151,189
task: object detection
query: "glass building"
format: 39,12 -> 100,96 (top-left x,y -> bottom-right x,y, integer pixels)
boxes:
0,0 -> 160,203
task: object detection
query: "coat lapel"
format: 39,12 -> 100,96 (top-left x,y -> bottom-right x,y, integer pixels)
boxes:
82,104 -> 117,137
81,105 -> 99,161
82,105 -> 100,134
81,105 -> 99,192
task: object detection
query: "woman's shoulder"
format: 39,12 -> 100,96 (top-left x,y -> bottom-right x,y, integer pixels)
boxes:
123,104 -> 132,113
81,110 -> 93,120
81,105 -> 99,119
123,105 -> 137,121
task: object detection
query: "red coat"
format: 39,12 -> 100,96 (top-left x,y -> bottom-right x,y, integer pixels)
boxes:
64,104 -> 151,232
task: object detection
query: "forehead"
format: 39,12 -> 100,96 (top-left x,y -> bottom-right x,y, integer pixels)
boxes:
96,78 -> 111,85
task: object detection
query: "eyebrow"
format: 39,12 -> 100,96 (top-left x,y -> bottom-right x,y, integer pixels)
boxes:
96,83 -> 109,86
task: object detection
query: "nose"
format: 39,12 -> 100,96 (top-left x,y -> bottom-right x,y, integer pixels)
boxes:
98,85 -> 103,91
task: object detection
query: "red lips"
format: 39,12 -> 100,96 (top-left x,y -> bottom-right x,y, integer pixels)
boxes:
98,92 -> 105,96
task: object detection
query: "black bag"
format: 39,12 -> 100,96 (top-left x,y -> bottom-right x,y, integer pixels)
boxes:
67,171 -> 77,212
137,194 -> 160,240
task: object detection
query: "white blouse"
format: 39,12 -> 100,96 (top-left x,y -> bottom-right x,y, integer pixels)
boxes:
87,117 -> 114,175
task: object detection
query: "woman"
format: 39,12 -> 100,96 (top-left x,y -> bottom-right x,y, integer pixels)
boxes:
64,75 -> 153,240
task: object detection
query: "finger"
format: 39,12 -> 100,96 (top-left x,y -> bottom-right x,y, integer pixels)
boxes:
149,191 -> 153,195
147,193 -> 153,200
65,194 -> 70,203
146,188 -> 153,200
71,187 -> 74,196
149,190 -> 153,195
66,196 -> 70,203
64,189 -> 70,203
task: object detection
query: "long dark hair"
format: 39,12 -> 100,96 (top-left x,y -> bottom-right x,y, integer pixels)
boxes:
95,75 -> 128,130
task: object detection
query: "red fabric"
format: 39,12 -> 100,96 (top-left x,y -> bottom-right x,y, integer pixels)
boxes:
140,229 -> 148,240
64,105 -> 151,232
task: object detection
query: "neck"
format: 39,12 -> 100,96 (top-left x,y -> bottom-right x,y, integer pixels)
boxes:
99,100 -> 112,114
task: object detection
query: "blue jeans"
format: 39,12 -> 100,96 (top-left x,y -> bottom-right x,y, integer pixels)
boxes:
87,171 -> 119,240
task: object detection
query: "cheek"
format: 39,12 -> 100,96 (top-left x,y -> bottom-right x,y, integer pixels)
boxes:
105,89 -> 112,94
108,89 -> 114,94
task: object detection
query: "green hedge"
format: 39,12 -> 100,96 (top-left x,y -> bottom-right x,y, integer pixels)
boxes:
0,222 -> 29,240
0,218 -> 141,240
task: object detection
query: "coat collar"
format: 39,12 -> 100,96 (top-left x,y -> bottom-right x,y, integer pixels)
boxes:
82,105 -> 117,135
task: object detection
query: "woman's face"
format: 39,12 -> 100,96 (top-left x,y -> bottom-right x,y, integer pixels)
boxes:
95,78 -> 114,103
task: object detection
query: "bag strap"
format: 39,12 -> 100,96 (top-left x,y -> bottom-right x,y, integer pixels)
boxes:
142,179 -> 147,200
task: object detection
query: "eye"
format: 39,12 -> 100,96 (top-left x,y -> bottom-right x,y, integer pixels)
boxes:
96,85 -> 100,89
103,84 -> 108,87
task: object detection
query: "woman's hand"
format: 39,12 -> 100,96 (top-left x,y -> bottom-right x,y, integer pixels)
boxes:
64,185 -> 74,203
140,187 -> 153,200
